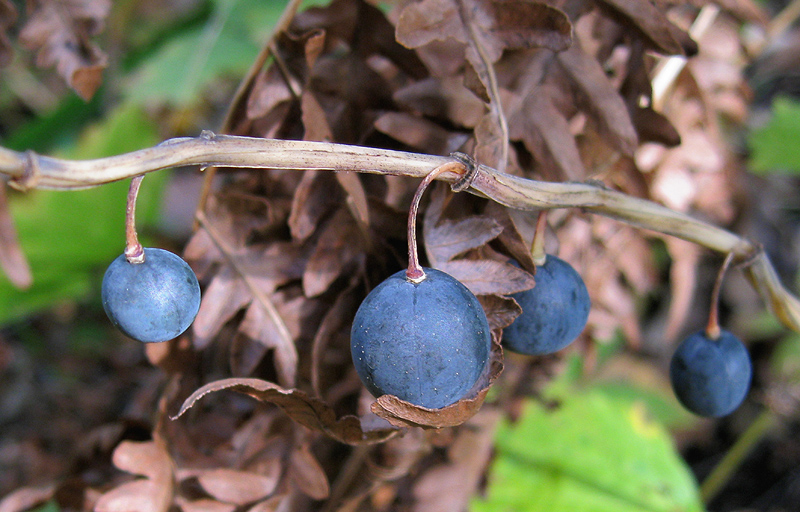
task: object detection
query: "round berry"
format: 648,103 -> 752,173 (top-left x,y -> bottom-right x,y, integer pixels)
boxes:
350,268 -> 491,409
670,330 -> 751,417
102,248 -> 201,343
502,255 -> 590,355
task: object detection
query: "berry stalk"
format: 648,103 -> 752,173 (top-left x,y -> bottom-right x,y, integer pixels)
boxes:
124,175 -> 145,264
705,251 -> 736,340
406,160 -> 467,282
531,210 -> 548,268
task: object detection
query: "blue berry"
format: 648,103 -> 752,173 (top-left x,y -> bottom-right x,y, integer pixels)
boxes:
670,329 -> 751,417
102,248 -> 201,343
502,255 -> 590,355
350,268 -> 491,409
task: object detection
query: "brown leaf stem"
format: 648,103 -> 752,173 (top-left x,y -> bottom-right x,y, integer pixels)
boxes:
124,175 -> 145,264
0,135 -> 798,331
705,251 -> 736,340
407,160 -> 467,281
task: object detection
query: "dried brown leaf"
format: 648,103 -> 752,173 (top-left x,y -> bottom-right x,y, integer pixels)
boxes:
396,0 -> 571,59
302,91 -> 333,142
374,111 -> 469,155
196,469 -> 278,506
288,444 -> 330,500
393,76 -> 486,128
477,294 -> 522,331
435,259 -> 535,296
0,185 -> 32,289
557,41 -> 638,155
288,172 -> 342,242
371,339 -> 502,428
174,378 -> 400,445
19,0 -> 110,100
424,215 -> 503,265
0,0 -> 16,68
508,87 -> 585,179
595,0 -> 683,55
237,301 -> 298,386
303,208 -> 364,297
192,266 -> 252,350
178,498 -> 236,512
95,440 -> 174,512
0,485 -> 55,512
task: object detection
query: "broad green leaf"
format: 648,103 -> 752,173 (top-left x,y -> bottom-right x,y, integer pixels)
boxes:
749,96 -> 800,174
0,103 -> 165,325
125,0 -> 284,107
471,386 -> 703,512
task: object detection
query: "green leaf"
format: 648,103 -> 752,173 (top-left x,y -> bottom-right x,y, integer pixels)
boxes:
471,386 -> 703,512
749,96 -> 800,174
125,0 -> 285,107
0,103 -> 165,325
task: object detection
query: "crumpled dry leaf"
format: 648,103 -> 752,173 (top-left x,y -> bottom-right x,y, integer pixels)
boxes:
173,378 -> 399,445
370,339 -> 503,428
19,0 -> 110,100
94,440 -> 174,512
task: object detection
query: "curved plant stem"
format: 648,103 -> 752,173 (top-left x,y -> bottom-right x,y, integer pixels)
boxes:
700,409 -> 776,504
406,161 -> 467,282
531,210 -> 548,268
705,251 -> 736,340
124,175 -> 145,264
0,134 -> 799,331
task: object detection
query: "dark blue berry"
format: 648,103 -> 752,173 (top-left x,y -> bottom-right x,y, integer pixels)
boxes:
670,330 -> 751,417
350,268 -> 491,409
102,248 -> 201,343
502,255 -> 590,355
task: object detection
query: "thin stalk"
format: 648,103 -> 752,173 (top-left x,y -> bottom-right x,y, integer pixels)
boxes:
531,210 -> 548,268
406,161 -> 467,282
705,251 -> 735,340
124,175 -> 145,264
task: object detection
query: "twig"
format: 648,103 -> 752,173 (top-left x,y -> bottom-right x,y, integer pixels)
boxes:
0,133 -> 798,332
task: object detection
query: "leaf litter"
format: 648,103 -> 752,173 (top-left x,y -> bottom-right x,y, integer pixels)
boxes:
0,0 -> 762,510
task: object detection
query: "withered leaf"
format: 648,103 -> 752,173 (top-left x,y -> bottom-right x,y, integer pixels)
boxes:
396,0 -> 571,60
556,41 -> 638,155
0,485 -> 55,512
631,106 -> 681,146
303,208 -> 365,297
435,259 -> 535,296
193,266 -> 252,350
238,301 -> 298,387
0,185 -> 32,289
19,0 -> 111,100
371,339 -> 503,428
95,440 -> 174,512
595,0 -> 683,55
174,378 -> 400,445
374,111 -> 469,156
178,498 -> 236,512
424,215 -> 503,265
196,469 -> 278,506
477,294 -> 522,331
393,77 -> 485,128
288,172 -> 343,242
302,91 -> 333,142
288,444 -> 330,500
0,0 -> 16,68
508,87 -> 585,179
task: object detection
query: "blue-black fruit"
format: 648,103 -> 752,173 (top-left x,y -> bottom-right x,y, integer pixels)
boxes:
102,248 -> 201,343
350,268 -> 491,409
502,255 -> 590,355
670,329 -> 751,417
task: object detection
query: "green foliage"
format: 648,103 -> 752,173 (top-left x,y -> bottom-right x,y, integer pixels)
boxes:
471,381 -> 703,512
0,103 -> 165,325
749,96 -> 800,174
125,0 -> 285,107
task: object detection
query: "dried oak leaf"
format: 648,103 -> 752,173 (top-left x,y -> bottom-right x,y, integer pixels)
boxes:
94,440 -> 174,512
370,338 -> 503,428
0,0 -> 16,68
194,469 -> 279,506
173,378 -> 400,445
19,0 -> 110,100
